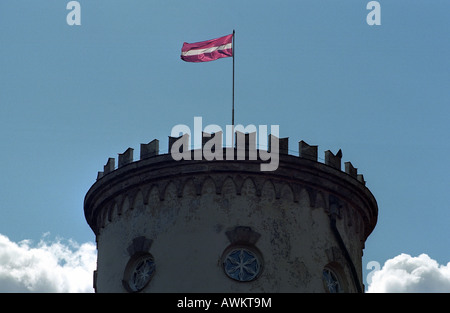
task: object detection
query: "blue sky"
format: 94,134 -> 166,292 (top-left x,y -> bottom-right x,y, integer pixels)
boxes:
0,0 -> 449,291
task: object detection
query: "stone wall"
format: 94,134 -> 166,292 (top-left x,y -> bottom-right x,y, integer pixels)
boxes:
85,138 -> 377,293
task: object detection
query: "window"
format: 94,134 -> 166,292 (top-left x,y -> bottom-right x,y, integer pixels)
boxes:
123,253 -> 155,292
322,267 -> 341,293
222,246 -> 262,282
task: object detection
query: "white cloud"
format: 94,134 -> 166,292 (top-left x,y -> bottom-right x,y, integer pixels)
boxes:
2,233 -> 449,293
0,233 -> 97,293
367,253 -> 450,293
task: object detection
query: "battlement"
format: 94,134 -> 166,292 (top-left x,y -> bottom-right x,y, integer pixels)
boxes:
95,134 -> 367,185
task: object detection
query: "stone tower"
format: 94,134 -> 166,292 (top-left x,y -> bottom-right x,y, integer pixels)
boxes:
84,134 -> 378,293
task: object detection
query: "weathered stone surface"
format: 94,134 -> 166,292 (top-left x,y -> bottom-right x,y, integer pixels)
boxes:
85,147 -> 378,293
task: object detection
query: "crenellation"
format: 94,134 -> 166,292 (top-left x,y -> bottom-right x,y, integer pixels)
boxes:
235,131 -> 257,160
235,131 -> 257,149
169,134 -> 189,153
269,134 -> 288,154
95,136 -> 370,186
104,157 -> 115,174
325,149 -> 342,170
299,140 -> 318,161
118,148 -> 134,168
201,132 -> 211,148
345,161 -> 358,178
357,174 -> 366,185
279,137 -> 289,154
202,131 -> 223,152
140,139 -> 159,160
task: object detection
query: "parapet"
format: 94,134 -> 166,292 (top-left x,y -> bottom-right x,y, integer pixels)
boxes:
85,132 -> 378,241
94,133 -> 366,186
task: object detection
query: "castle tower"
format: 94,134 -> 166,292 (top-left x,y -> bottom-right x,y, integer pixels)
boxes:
84,134 -> 378,293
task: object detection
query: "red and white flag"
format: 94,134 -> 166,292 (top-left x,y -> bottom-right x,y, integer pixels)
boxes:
181,34 -> 233,63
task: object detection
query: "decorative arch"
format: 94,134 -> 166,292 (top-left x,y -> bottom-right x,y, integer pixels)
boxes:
163,180 -> 178,202
131,189 -> 144,211
107,201 -> 119,222
299,187 -> 314,208
200,176 -> 217,195
280,182 -> 294,202
240,176 -> 257,197
221,176 -> 239,196
260,179 -> 276,200
145,184 -> 160,207
182,177 -> 197,197
119,195 -> 130,216
314,191 -> 327,210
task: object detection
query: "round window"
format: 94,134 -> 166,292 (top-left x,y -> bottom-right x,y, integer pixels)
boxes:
322,267 -> 341,293
222,246 -> 262,282
123,253 -> 155,292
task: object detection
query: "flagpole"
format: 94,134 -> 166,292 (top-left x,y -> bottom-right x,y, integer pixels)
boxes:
232,30 -> 235,149
232,29 -> 235,127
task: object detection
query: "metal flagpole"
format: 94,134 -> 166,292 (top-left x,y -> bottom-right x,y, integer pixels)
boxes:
231,30 -> 235,150
232,29 -> 235,127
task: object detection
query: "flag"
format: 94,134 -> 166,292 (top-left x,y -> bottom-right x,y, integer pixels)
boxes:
181,34 -> 233,63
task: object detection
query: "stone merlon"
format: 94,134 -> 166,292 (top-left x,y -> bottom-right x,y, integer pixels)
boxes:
95,136 -> 368,188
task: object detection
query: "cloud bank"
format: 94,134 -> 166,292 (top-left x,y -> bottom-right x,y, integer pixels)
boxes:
1,232 -> 449,293
0,233 -> 96,292
367,253 -> 450,293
